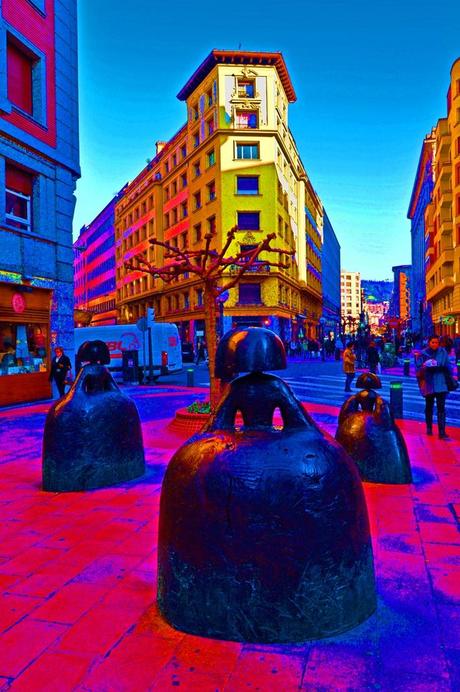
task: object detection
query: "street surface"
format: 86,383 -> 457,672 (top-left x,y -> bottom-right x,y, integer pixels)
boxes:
0,386 -> 459,689
157,357 -> 460,427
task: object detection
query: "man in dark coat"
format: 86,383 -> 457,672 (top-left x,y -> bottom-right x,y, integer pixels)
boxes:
49,346 -> 71,397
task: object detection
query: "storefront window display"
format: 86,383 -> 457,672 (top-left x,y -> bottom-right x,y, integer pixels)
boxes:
0,323 -> 48,376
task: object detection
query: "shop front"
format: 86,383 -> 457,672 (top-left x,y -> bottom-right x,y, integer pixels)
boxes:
0,283 -> 52,406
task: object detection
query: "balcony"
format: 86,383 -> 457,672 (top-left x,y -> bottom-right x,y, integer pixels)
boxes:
440,164 -> 452,184
426,276 -> 455,302
440,189 -> 453,207
438,119 -> 450,157
439,248 -> 454,264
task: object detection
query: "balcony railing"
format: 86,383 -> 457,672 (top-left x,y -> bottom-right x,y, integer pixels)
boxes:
229,262 -> 271,274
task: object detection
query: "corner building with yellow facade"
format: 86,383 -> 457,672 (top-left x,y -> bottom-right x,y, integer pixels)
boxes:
424,58 -> 460,335
115,50 -> 323,345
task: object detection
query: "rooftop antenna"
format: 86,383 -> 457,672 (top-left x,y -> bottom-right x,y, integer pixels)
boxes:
238,42 -> 242,50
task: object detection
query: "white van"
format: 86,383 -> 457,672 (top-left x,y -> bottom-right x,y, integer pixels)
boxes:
74,320 -> 182,381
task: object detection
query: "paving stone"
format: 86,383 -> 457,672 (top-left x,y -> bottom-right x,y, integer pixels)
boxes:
0,618 -> 67,678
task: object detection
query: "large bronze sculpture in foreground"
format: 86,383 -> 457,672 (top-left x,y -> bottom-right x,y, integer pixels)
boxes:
42,340 -> 145,491
336,372 -> 412,484
158,328 -> 376,642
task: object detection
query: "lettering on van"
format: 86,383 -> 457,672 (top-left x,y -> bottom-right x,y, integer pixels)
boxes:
106,333 -> 141,353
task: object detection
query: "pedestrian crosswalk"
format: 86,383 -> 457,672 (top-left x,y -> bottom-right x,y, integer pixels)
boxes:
281,373 -> 460,424
199,371 -> 460,425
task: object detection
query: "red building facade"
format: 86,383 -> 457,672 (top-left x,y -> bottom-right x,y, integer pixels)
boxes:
0,0 -> 79,406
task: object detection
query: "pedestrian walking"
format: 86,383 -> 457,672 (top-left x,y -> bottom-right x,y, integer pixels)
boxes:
301,339 -> 309,360
453,333 -> 460,364
195,339 -> 207,366
416,335 -> 458,440
343,341 -> 356,392
366,341 -> 380,375
49,346 -> 72,398
335,335 -> 344,361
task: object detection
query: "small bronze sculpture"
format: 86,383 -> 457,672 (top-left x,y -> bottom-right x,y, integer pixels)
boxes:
42,340 -> 145,491
158,328 -> 376,643
336,372 -> 412,484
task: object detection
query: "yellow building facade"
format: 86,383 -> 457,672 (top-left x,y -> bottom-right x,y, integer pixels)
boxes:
115,51 -> 323,344
425,58 -> 460,335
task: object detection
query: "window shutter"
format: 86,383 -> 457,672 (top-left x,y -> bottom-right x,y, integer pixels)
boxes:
6,165 -> 33,195
7,41 -> 33,114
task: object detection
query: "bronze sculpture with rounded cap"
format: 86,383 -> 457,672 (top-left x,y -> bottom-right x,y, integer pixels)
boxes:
158,327 -> 376,643
42,340 -> 145,491
336,372 -> 412,484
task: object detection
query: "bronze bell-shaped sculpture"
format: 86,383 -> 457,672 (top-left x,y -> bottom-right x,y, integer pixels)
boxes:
158,327 -> 376,643
42,340 -> 145,491
336,372 -> 412,484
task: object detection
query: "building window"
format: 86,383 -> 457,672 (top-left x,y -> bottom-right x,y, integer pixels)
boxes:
206,88 -> 213,107
172,154 -> 177,167
181,173 -> 187,188
181,145 -> 187,159
207,181 -> 216,202
207,149 -> 215,167
194,223 -> 202,242
237,79 -> 255,98
236,110 -> 258,129
237,176 -> 259,195
207,118 -> 214,136
208,216 -> 216,234
196,288 -> 203,306
193,132 -> 200,148
239,283 -> 261,304
193,192 -> 201,210
193,161 -> 201,178
236,143 -> 259,160
237,211 -> 260,231
181,202 -> 188,219
5,164 -> 33,231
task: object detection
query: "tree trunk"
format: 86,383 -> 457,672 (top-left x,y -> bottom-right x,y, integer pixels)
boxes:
203,285 -> 220,410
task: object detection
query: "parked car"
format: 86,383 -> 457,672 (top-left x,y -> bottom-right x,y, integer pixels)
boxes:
181,342 -> 195,363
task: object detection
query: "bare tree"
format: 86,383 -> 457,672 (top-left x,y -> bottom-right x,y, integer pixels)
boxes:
125,226 -> 291,409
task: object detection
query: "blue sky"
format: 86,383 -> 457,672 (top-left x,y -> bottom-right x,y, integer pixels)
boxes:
75,0 -> 460,280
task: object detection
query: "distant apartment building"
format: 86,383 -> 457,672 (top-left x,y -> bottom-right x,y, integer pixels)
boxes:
321,210 -> 341,335
391,265 -> 411,323
0,0 -> 79,406
340,271 -> 361,331
112,50 -> 325,345
422,58 -> 460,336
407,133 -> 435,337
74,186 -> 127,326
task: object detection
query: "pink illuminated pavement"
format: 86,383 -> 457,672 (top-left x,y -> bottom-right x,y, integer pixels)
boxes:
0,385 -> 459,690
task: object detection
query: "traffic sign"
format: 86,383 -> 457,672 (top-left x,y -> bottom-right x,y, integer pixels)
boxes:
217,290 -> 229,303
136,317 -> 148,332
